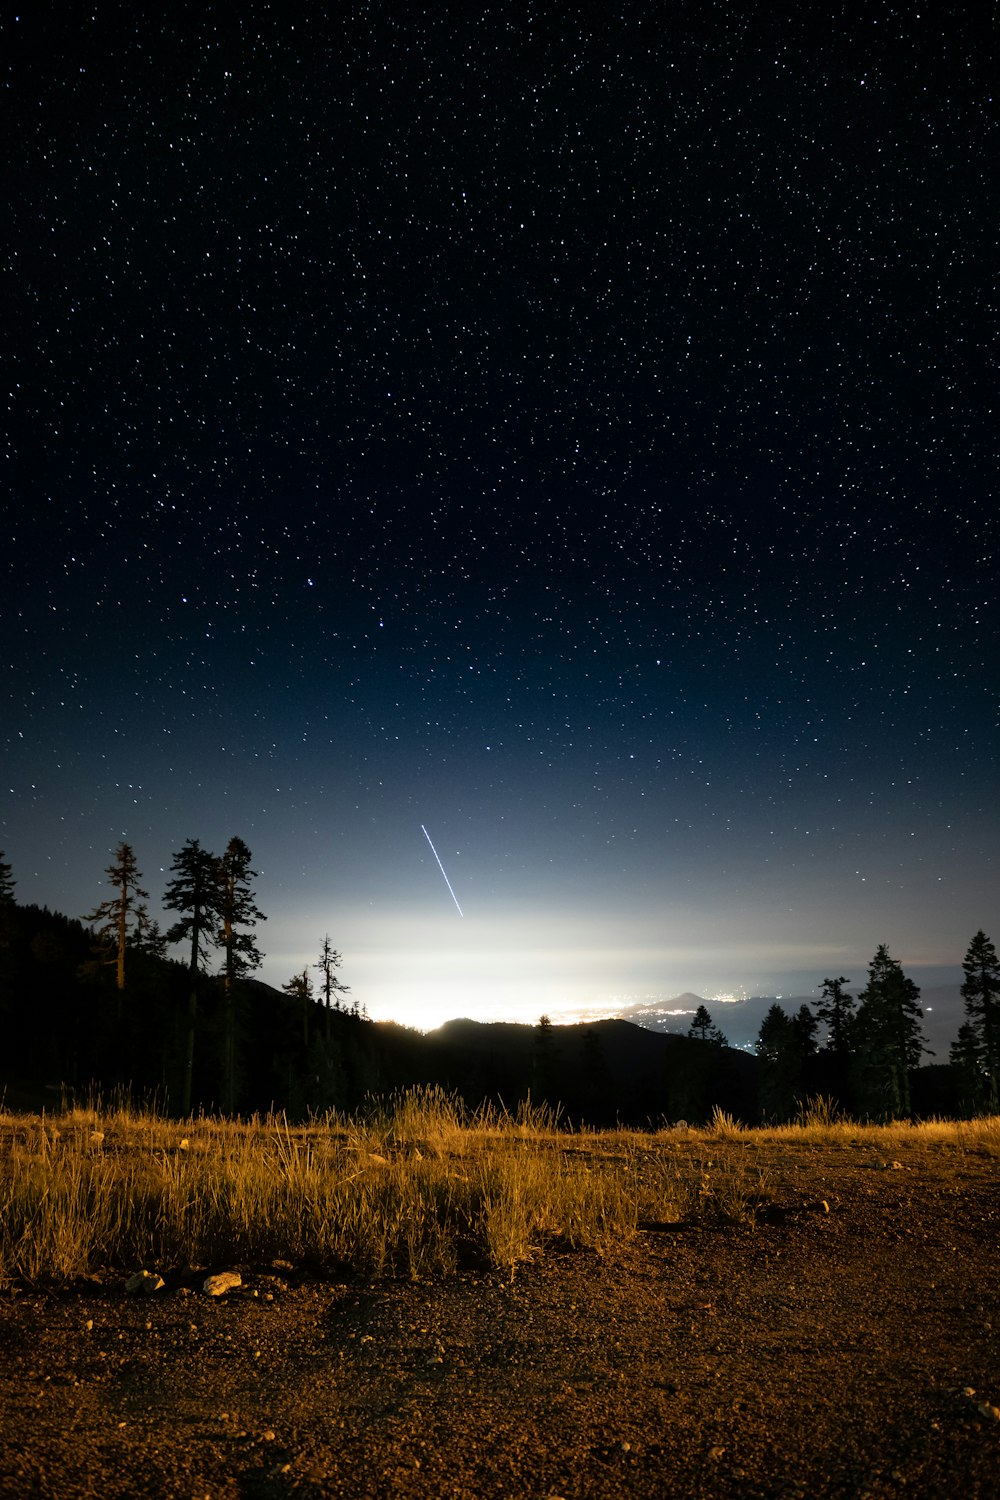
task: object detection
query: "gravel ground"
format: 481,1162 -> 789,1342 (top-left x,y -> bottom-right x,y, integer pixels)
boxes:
1,1139 -> 998,1498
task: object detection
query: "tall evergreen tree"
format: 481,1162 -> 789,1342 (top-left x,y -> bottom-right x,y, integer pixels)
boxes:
0,851 -> 15,949
283,967 -> 315,1049
163,839 -> 221,1114
0,852 -> 15,1039
755,1004 -> 818,1119
852,944 -> 927,1119
950,1022 -> 987,1117
689,1004 -> 728,1047
813,976 -> 855,1060
0,851 -> 15,911
791,1004 -> 819,1058
164,840 -> 220,972
532,1013 -> 560,1104
959,930 -> 1000,1111
83,842 -> 149,993
756,1004 -> 798,1119
314,934 -> 351,1010
216,837 -> 266,1113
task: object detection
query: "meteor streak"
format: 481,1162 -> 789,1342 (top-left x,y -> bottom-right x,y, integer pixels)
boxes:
421,824 -> 464,916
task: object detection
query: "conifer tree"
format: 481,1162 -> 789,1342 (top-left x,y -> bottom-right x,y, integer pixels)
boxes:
83,842 -> 149,993
0,851 -> 15,948
0,851 -> 14,909
950,1022 -> 986,1116
813,976 -> 855,1060
283,968 -> 315,1048
689,1004 -> 728,1047
756,1004 -> 797,1119
755,1004 -> 816,1119
163,839 -> 221,1114
852,944 -> 927,1119
216,837 -> 266,1113
792,1004 -> 819,1057
959,930 -> 1000,1111
0,852 -> 15,1035
314,934 -> 351,1010
164,840 -> 221,973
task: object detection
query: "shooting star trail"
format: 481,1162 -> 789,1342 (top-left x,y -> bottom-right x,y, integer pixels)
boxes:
421,824 -> 464,916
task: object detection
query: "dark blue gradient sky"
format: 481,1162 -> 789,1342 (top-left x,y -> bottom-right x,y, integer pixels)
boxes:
4,5 -> 996,1028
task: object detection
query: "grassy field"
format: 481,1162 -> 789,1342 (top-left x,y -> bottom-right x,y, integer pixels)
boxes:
2,1087 -> 998,1287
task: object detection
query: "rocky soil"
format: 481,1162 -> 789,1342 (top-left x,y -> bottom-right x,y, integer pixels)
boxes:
1,1138 -> 998,1498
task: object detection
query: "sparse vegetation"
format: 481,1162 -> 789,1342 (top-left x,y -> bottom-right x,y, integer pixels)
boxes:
3,1087 -> 997,1288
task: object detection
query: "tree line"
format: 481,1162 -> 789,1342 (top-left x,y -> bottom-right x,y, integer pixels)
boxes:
687,934 -> 999,1122
0,846 -> 997,1121
0,841 -> 364,1117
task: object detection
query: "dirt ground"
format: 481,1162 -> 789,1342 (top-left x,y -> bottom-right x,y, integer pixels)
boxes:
1,1138 -> 998,1499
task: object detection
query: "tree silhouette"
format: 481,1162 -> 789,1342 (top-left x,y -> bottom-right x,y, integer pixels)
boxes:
532,1014 -> 560,1104
813,977 -> 854,1060
689,1004 -> 727,1047
216,837 -> 266,1113
0,851 -> 14,949
792,1004 -> 819,1058
756,1004 -> 798,1119
163,839 -> 221,1114
959,930 -> 1000,1112
950,1022 -> 987,1116
754,1004 -> 816,1120
852,944 -> 927,1119
83,842 -> 149,993
0,851 -> 14,910
0,852 -> 15,1043
164,840 -> 220,973
314,934 -> 350,1011
283,967 -> 315,1049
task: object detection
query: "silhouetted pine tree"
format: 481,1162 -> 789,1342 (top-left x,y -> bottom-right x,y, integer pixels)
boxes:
0,852 -> 15,1024
164,839 -> 221,1113
950,1022 -> 987,1116
315,934 -> 351,1011
216,837 -> 266,1113
0,852 -> 15,937
959,930 -> 1000,1112
755,1005 -> 799,1120
532,1013 -> 560,1104
851,945 -> 928,1119
283,968 -> 315,1050
688,1004 -> 728,1047
83,842 -> 149,996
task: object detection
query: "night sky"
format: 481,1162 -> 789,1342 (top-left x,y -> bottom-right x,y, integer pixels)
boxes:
4,5 -> 996,1031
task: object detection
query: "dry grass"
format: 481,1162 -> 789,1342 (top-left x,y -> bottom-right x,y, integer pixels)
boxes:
1,1089 -> 997,1287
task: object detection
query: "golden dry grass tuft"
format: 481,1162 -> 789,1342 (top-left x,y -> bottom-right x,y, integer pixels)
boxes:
1,1091 -> 997,1286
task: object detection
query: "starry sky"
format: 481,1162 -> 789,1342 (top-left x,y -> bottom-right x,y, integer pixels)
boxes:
4,4 -> 996,1031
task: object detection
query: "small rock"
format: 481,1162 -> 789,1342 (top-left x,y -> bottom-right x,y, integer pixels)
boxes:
125,1270 -> 165,1296
178,1137 -> 190,1151
977,1403 -> 1000,1422
203,1271 -> 242,1297
89,1132 -> 105,1149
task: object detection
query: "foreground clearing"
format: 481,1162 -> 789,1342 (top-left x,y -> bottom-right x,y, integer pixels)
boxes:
0,1119 -> 998,1497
